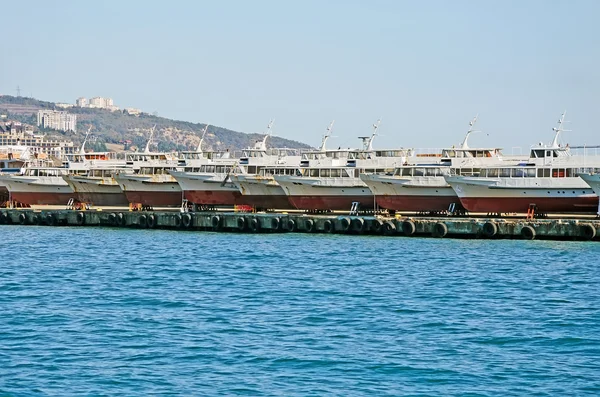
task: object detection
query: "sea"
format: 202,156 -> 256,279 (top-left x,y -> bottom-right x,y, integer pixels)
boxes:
1,226 -> 599,396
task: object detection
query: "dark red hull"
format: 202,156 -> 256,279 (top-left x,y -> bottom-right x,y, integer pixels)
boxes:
287,195 -> 375,211
74,192 -> 129,207
236,194 -> 293,210
10,192 -> 73,206
460,196 -> 599,214
184,190 -> 242,206
376,195 -> 463,212
124,191 -> 183,207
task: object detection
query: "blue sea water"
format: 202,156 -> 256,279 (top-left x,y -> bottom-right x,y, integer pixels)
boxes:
0,226 -> 599,396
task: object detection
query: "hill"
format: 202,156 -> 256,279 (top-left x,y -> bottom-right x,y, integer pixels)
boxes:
0,95 -> 313,152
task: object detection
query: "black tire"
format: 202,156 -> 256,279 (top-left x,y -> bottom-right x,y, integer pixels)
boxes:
76,212 -> 85,226
211,215 -> 221,229
19,213 -> 27,225
352,218 -> 365,233
371,219 -> 383,234
174,214 -> 182,228
34,214 -> 42,225
383,221 -> 396,235
305,219 -> 315,233
287,219 -> 296,232
432,222 -> 448,238
182,213 -> 192,228
401,220 -> 416,236
237,216 -> 246,231
339,217 -> 351,232
324,219 -> 334,233
580,223 -> 596,240
117,212 -> 125,227
108,213 -> 117,226
0,212 -> 6,225
138,214 -> 148,228
147,214 -> 156,228
250,217 -> 260,232
271,217 -> 280,230
521,225 -> 536,240
482,221 -> 498,238
46,213 -> 56,226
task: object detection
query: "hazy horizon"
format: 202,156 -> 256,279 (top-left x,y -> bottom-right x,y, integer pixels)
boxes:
2,0 -> 598,150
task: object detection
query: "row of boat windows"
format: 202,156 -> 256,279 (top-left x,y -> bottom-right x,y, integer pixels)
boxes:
138,167 -> 175,175
395,168 -> 449,177
302,168 -> 393,178
481,167 -> 600,178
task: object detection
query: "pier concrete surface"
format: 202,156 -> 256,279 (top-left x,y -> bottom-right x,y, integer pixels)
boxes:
0,209 -> 599,241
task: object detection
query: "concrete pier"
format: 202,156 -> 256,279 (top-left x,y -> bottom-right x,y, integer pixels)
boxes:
0,208 -> 599,241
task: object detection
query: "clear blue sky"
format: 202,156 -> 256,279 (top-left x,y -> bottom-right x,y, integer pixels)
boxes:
2,0 -> 598,151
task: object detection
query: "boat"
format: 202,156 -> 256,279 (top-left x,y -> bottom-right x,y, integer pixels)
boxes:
578,172 -> 600,215
0,150 -> 110,206
359,117 -> 526,213
444,113 -> 600,214
274,120 -> 412,211
229,121 -> 336,210
170,121 -> 301,207
112,125 -> 182,207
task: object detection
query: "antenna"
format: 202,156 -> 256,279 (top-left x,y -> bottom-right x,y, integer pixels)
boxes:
550,111 -> 570,148
365,119 -> 381,150
460,114 -> 480,149
79,125 -> 93,154
16,86 -> 21,97
196,124 -> 210,153
257,119 -> 274,150
144,124 -> 157,153
319,120 -> 335,151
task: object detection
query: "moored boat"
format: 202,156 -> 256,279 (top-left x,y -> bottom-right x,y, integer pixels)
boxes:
444,113 -> 600,214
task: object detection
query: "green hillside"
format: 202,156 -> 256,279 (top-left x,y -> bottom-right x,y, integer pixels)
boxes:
0,95 -> 313,152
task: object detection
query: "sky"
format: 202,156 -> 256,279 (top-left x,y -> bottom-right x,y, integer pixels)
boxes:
2,0 -> 599,151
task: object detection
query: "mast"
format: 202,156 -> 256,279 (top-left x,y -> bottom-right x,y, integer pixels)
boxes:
460,115 -> 479,149
257,119 -> 274,151
363,119 -> 380,151
196,124 -> 210,153
144,124 -> 157,153
79,126 -> 93,154
319,120 -> 335,151
550,111 -> 569,148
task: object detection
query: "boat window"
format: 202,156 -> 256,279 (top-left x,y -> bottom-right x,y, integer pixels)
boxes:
412,168 -> 424,176
321,169 -> 330,177
424,168 -> 436,177
525,168 -> 536,177
310,169 -> 319,177
552,168 -> 565,178
485,168 -> 497,177
331,169 -> 341,177
566,168 -> 574,177
498,169 -> 510,177
246,166 -> 256,174
511,168 -> 524,177
401,168 -> 412,176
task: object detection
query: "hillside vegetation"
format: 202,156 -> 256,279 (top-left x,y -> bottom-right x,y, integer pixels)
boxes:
0,96 -> 312,152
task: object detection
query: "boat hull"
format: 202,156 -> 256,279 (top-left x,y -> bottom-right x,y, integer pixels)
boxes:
458,196 -> 598,213
115,174 -> 182,207
446,176 -> 598,214
63,177 -> 129,206
375,194 -> 462,212
183,190 -> 241,206
287,194 -> 375,211
10,191 -> 73,206
231,175 -> 293,209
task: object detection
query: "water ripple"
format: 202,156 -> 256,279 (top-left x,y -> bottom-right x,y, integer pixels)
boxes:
0,226 -> 599,396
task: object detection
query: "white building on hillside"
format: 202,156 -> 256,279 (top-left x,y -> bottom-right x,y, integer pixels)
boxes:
37,110 -> 77,132
76,97 -> 88,107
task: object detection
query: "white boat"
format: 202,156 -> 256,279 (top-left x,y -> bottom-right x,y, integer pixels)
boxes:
274,120 -> 412,211
359,117 -> 526,213
444,113 -> 600,214
578,172 -> 600,215
229,121 -> 336,210
170,121 -> 301,207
